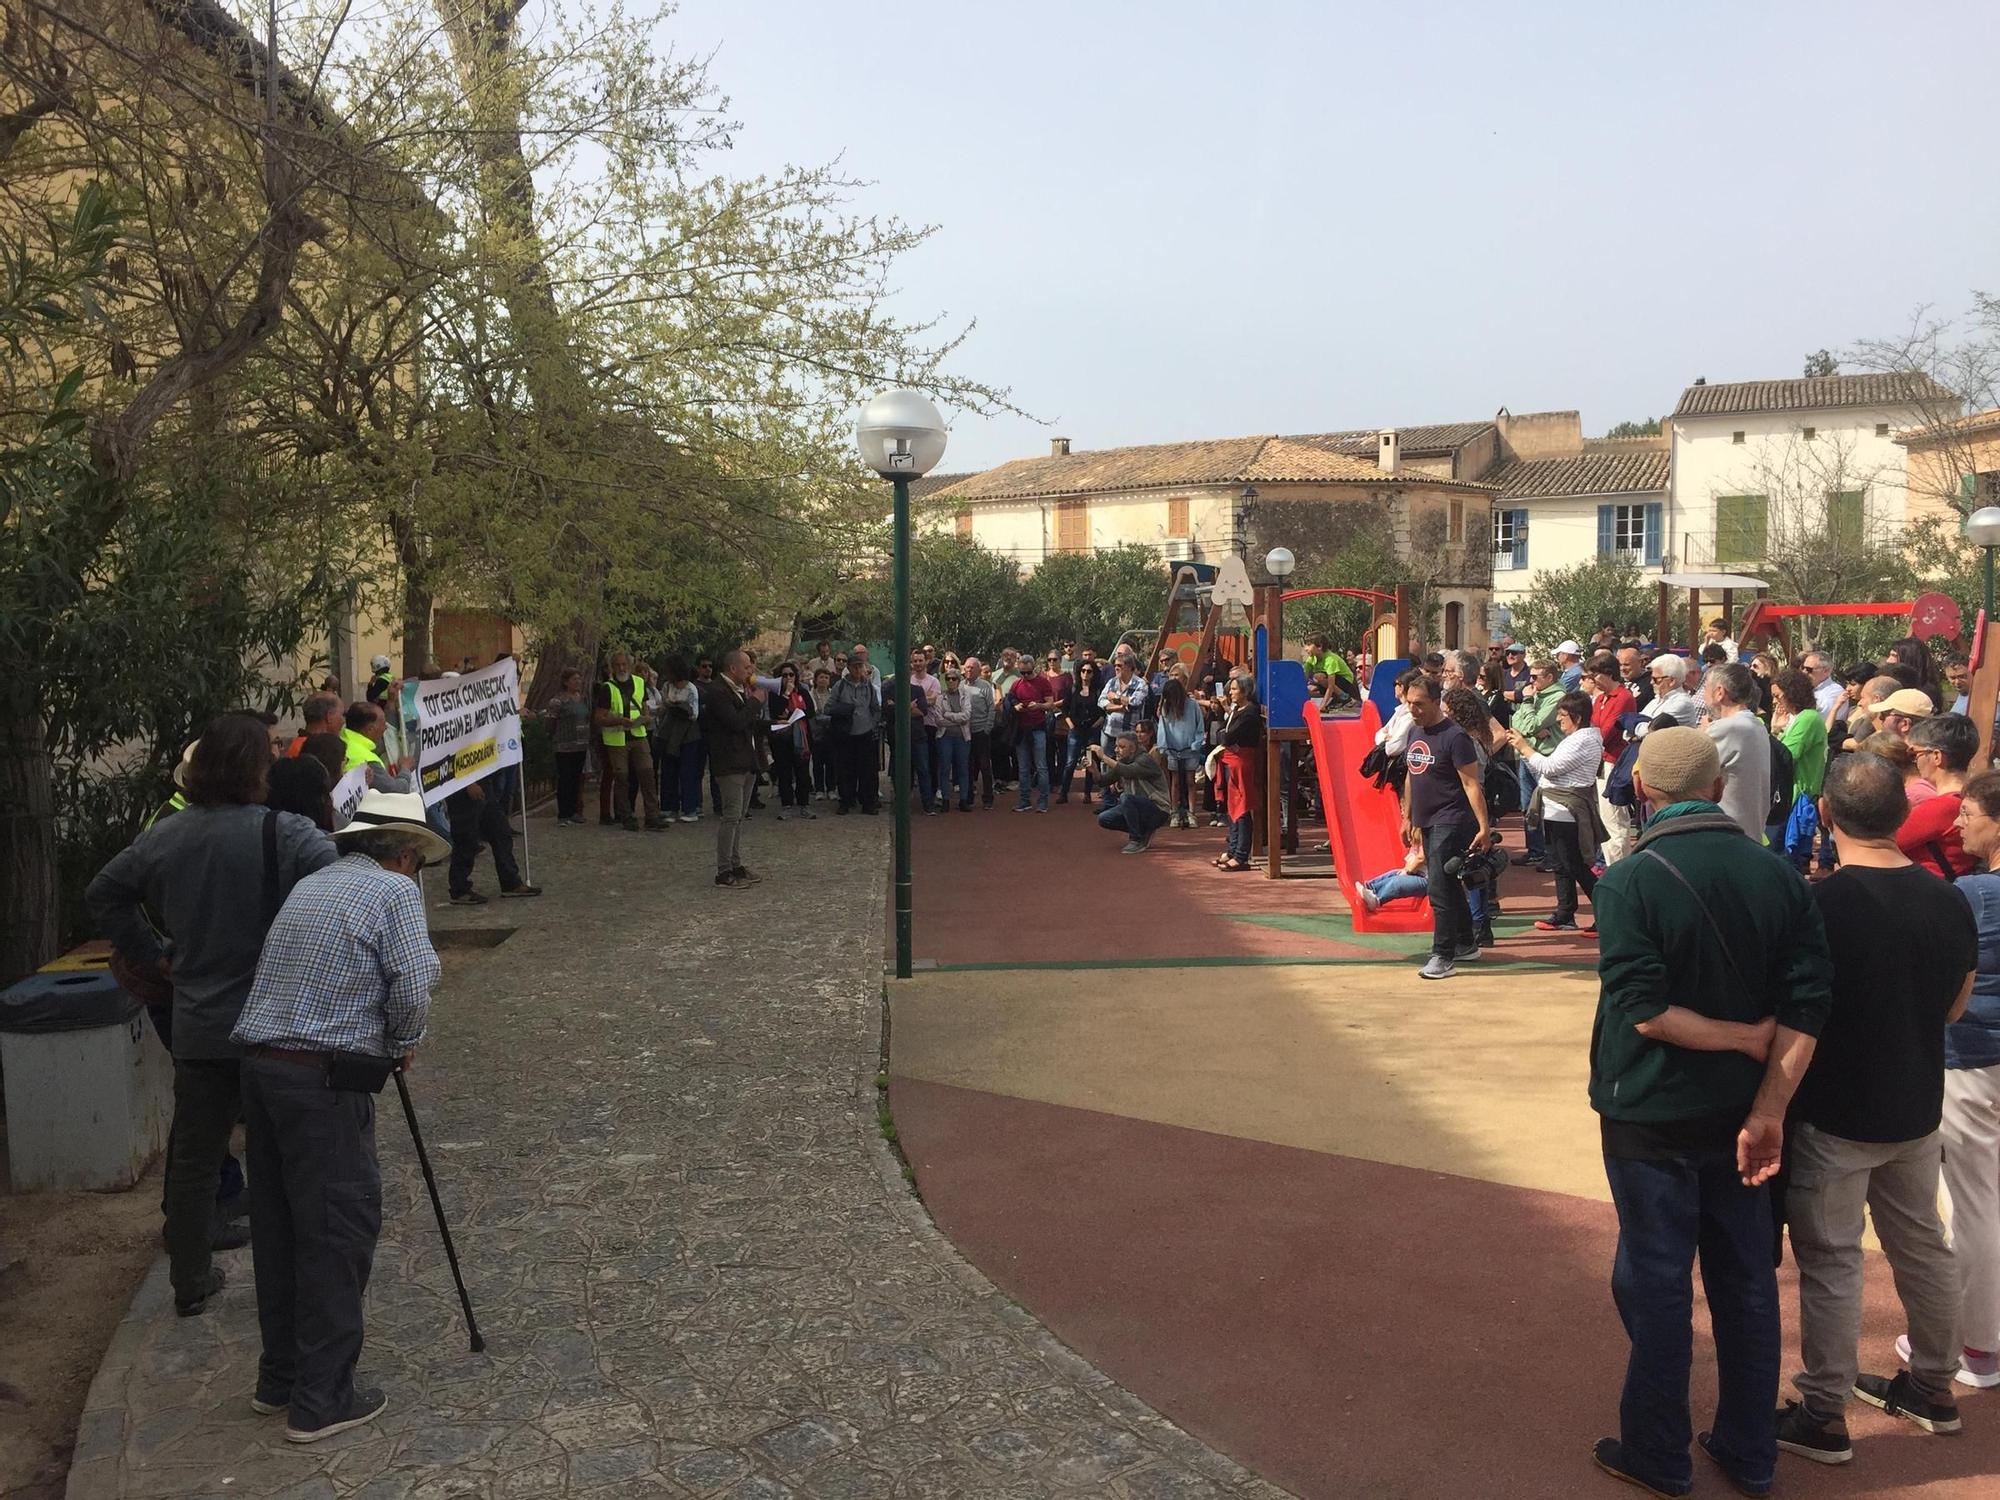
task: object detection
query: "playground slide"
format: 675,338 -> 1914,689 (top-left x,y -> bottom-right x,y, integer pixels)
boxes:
1304,701 -> 1432,934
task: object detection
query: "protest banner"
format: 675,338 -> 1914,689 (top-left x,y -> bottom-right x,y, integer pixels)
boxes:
331,766 -> 369,829
414,658 -> 524,806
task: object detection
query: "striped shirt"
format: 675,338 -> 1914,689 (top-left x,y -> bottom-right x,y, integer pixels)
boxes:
233,854 -> 440,1057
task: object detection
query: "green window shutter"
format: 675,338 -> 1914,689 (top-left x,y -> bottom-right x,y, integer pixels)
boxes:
1511,508 -> 1528,570
1964,473 -> 1979,502
1596,505 -> 1614,558
1829,490 -> 1864,551
1716,494 -> 1769,565
1643,502 -> 1664,566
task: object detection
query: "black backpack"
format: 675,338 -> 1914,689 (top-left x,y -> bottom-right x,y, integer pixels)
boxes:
1766,733 -> 1795,823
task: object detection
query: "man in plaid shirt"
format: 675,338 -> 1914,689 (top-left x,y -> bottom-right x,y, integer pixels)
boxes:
231,791 -> 446,1444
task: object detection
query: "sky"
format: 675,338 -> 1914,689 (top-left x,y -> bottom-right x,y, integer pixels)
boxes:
656,0 -> 2000,474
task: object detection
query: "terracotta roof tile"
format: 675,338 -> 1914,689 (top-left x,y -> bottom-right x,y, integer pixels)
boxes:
1487,452 -> 1669,501
1671,373 -> 1957,419
911,472 -> 974,502
931,434 -> 1493,503
1896,407 -> 2000,449
1293,421 -> 1496,456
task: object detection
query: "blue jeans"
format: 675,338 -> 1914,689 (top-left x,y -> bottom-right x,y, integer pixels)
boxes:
675,740 -> 706,816
937,734 -> 970,807
912,726 -> 938,807
1046,726 -> 1071,796
1603,1151 -> 1779,1493
1062,728 -> 1095,798
1226,811 -> 1254,861
1467,881 -> 1490,928
1364,871 -> 1427,902
1098,793 -> 1167,843
1015,727 -> 1049,809
1517,760 -> 1544,858
1420,822 -> 1475,957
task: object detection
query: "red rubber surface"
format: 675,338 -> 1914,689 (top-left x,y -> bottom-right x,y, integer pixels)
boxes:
894,1078 -> 2000,1500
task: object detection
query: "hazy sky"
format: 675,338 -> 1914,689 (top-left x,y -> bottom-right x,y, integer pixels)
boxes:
657,0 -> 1999,473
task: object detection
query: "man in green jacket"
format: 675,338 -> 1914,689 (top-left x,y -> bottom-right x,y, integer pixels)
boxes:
1511,660 -> 1567,869
1586,727 -> 1832,1500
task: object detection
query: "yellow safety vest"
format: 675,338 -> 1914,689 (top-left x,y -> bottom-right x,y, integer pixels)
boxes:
340,726 -> 387,773
601,678 -> 647,746
142,790 -> 187,832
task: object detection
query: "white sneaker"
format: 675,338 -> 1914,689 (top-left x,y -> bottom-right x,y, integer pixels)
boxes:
1895,1333 -> 2000,1388
679,813 -> 698,823
1359,886 -> 1381,913
1419,954 -> 1455,980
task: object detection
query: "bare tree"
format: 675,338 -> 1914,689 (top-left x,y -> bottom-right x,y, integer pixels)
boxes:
1715,431 -> 1908,651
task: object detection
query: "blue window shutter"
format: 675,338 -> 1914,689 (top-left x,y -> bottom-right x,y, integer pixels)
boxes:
1644,502 -> 1664,565
1511,508 -> 1528,570
1596,505 -> 1614,558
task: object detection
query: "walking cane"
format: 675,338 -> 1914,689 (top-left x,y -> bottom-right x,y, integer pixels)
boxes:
393,1070 -> 486,1353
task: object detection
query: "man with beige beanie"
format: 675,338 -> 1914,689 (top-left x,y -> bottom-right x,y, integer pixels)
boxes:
1586,727 -> 1833,1499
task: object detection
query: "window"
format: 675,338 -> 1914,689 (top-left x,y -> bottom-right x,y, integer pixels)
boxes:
1803,426 -> 1817,442
1597,502 -> 1664,565
1732,430 -> 1745,444
1444,601 -> 1463,649
1828,490 -> 1864,551
954,510 -> 972,540
1055,497 -> 1089,554
1448,494 -> 1464,540
1492,508 -> 1528,571
1166,495 -> 1189,536
1876,423 -> 1890,438
1962,472 -> 2000,503
1715,494 -> 1769,565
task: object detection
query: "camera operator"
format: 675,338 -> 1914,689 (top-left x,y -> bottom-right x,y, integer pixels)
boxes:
1400,674 -> 1492,980
1086,732 -> 1172,853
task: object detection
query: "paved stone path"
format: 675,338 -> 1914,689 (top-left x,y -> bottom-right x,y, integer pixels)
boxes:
69,808 -> 1291,1499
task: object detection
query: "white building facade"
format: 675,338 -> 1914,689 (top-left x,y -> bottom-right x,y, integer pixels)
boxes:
1667,374 -> 1957,570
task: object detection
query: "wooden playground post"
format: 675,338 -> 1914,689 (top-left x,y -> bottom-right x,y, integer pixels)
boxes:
1973,610 -> 2000,771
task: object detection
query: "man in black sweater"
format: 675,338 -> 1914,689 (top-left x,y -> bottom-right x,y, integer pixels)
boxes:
1776,752 -> 1974,1466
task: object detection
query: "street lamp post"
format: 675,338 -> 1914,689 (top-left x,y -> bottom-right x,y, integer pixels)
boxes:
1969,507 -> 2000,619
856,391 -> 949,980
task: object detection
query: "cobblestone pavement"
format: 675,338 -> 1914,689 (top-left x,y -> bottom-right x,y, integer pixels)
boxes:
69,808 -> 1291,1500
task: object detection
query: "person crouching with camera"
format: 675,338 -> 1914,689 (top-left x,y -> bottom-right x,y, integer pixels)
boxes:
229,790 -> 446,1444
1399,674 -> 1492,980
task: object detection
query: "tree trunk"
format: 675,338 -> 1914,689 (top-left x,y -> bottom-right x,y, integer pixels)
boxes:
0,707 -> 59,985
391,511 -> 434,676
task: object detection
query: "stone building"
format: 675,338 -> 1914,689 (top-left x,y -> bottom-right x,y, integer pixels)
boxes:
931,430 -> 1499,649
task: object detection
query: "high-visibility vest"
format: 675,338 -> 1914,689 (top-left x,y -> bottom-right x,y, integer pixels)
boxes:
142,790 -> 187,832
601,677 -> 647,746
340,726 -> 386,773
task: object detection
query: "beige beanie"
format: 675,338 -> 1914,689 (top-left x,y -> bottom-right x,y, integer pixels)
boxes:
1634,725 -> 1722,804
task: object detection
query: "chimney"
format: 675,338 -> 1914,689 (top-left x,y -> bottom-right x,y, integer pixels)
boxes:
1051,437 -> 1071,457
1694,377 -> 1706,386
1377,429 -> 1401,475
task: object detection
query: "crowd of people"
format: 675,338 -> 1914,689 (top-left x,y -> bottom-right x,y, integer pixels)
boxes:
1365,624 -> 1978,984
556,636 -> 1309,873
1394,620 -> 2000,1495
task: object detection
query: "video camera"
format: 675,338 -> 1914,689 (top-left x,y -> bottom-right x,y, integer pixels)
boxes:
1442,835 -> 1508,892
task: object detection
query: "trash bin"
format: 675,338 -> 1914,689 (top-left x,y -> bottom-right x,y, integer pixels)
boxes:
0,968 -> 171,1191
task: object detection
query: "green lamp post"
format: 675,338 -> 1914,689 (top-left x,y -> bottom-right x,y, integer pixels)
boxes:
1969,506 -> 2000,620
856,390 -> 949,979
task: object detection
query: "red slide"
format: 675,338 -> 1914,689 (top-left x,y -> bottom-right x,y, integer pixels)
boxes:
1305,702 -> 1432,934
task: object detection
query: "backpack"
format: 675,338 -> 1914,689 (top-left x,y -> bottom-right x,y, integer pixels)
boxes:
1765,734 -> 1795,824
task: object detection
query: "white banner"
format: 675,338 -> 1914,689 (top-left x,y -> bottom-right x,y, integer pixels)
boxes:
414,658 -> 523,806
330,766 -> 370,829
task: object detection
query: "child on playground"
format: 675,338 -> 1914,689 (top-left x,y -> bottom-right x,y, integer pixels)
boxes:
1358,847 -> 1426,912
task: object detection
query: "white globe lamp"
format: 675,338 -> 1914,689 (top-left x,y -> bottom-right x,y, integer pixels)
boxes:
856,390 -> 948,478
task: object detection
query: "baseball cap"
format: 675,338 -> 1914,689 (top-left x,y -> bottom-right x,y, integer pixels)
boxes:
1878,689 -> 1935,720
1555,640 -> 1582,657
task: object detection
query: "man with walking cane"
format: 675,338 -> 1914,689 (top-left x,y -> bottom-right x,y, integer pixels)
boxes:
231,791 -> 446,1443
